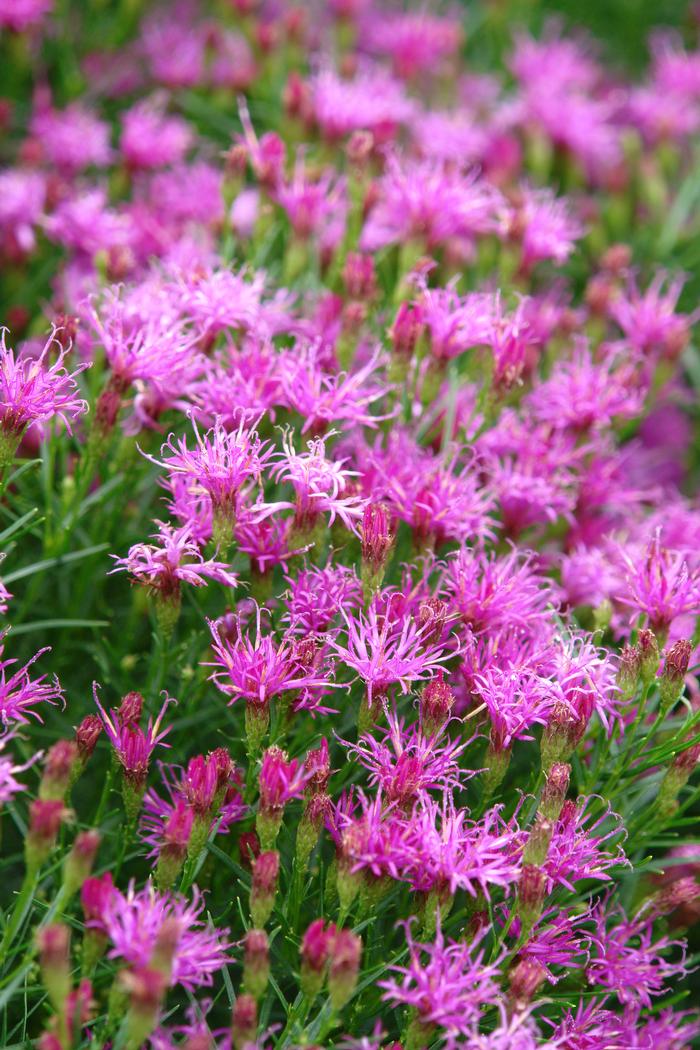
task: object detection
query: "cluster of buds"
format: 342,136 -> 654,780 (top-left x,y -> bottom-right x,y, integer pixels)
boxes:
300,918 -> 362,1009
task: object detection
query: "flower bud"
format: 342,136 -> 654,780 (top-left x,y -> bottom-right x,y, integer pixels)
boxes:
75,714 -> 102,766
360,503 -> 394,600
250,850 -> 279,927
617,644 -> 641,702
509,957 -> 546,1010
346,130 -> 374,169
245,698 -> 270,759
417,598 -> 448,645
300,918 -> 333,998
420,672 -> 455,736
343,252 -> 376,301
239,830 -> 260,869
389,302 -> 423,360
156,799 -> 193,890
296,792 -> 331,870
26,800 -> 68,872
306,738 -> 331,795
328,928 -> 361,1010
539,763 -> 570,823
659,740 -> 700,817
63,829 -> 101,896
243,929 -> 270,1000
647,876 -> 700,919
231,993 -> 257,1050
121,966 -> 167,1050
40,740 -> 79,800
37,924 -> 71,1013
660,640 -> 691,713
523,816 -> 553,867
119,691 -> 144,726
517,865 -> 547,935
150,916 -> 182,982
638,629 -> 660,685
80,873 -> 114,972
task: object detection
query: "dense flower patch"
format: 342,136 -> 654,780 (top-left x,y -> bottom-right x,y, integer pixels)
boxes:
1,2 -> 700,1049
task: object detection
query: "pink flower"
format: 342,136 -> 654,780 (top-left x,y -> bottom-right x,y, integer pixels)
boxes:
542,797 -> 628,891
93,685 -> 175,786
362,11 -> 462,80
0,732 -> 42,805
274,154 -> 345,241
110,522 -> 238,596
120,99 -> 192,170
283,563 -> 362,635
444,546 -> 556,635
0,0 -> 52,30
379,920 -> 502,1035
504,186 -> 583,271
100,882 -> 231,990
259,746 -> 309,813
474,667 -> 556,751
145,416 -> 274,528
268,430 -> 365,534
31,102 -> 112,173
616,529 -> 700,635
207,604 -> 332,708
0,641 -> 64,726
310,66 -> 414,142
329,604 -> 451,703
281,345 -> 393,434
609,274 -> 697,359
0,170 -> 46,255
0,328 -> 88,444
586,898 -> 689,1007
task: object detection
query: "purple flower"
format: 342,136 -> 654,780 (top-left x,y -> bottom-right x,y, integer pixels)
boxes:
542,797 -> 628,892
0,328 -> 88,449
120,98 -> 192,171
101,881 -> 231,991
329,604 -> 451,703
616,529 -> 700,637
0,641 -> 64,726
586,898 -> 689,1007
0,732 -> 42,805
474,667 -> 556,751
31,101 -> 112,173
93,685 -> 175,787
379,919 -> 503,1036
110,522 -> 238,596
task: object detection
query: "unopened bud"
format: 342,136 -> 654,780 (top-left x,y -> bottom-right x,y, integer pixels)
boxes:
37,924 -> 71,1012
328,928 -> 361,1010
343,252 -> 376,301
617,644 -> 641,702
647,876 -> 700,919
389,302 -> 423,359
517,865 -> 547,935
243,929 -> 270,1000
301,918 -> 333,999
156,800 -> 193,890
360,503 -> 394,599
509,957 -> 546,1010
523,816 -> 553,867
40,740 -> 78,800
63,829 -> 101,896
540,763 -> 570,823
638,629 -> 660,685
118,692 -> 144,726
231,993 -> 257,1050
250,850 -> 279,927
660,640 -> 691,713
26,800 -> 68,872
420,672 -> 455,736
122,966 -> 168,1050
75,714 -> 102,765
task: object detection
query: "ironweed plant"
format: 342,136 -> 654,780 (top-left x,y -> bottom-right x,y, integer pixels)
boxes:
1,2 -> 700,1049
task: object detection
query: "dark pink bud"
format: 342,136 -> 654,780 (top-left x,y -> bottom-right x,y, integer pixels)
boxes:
26,800 -> 68,868
64,829 -> 101,893
118,691 -> 144,726
231,993 -> 257,1050
243,929 -> 270,999
306,738 -> 331,795
328,928 -> 361,1009
40,739 -> 78,800
661,640 -> 692,711
343,252 -> 376,301
420,672 -> 455,735
540,763 -> 570,823
360,503 -> 394,574
346,130 -> 374,168
81,872 -> 115,927
509,958 -> 546,1008
417,597 -> 448,644
75,714 -> 102,762
250,850 -> 279,926
389,302 -> 423,359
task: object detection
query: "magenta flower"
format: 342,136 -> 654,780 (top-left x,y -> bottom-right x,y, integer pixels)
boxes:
283,563 -> 362,635
0,732 -> 42,805
0,642 -> 64,726
379,919 -> 503,1036
100,881 -> 231,991
474,668 -> 555,751
586,898 -> 689,1007
0,328 -> 88,449
146,417 -> 274,541
93,685 -> 175,786
259,746 -> 309,813
516,905 -> 594,983
362,10 -> 462,79
120,99 -> 192,171
0,170 -> 46,256
419,283 -> 493,363
110,522 -> 238,596
207,604 -> 332,708
310,66 -> 414,141
344,713 -> 472,806
444,546 -> 556,635
542,797 -> 628,892
274,154 -> 345,241
616,529 -> 700,636
269,430 -> 365,534
505,186 -> 583,271
329,604 -> 451,703
610,273 -> 697,358
31,101 -> 112,173
281,345 -> 393,435
0,0 -> 52,30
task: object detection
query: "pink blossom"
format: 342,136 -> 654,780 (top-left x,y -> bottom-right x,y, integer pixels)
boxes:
110,522 -> 238,595
0,641 -> 64,726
